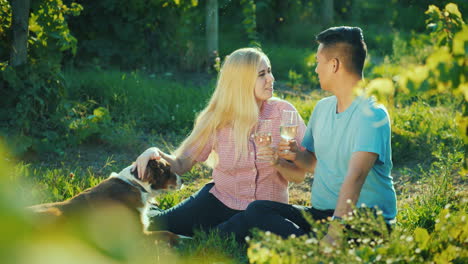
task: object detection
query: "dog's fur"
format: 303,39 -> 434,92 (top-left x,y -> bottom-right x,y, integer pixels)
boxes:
29,159 -> 182,244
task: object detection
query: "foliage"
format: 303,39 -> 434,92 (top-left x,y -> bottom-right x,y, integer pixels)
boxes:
262,44 -> 317,85
0,0 -> 83,155
398,145 -> 464,232
359,2 -> 467,170
63,69 -> 213,131
28,0 -> 82,64
0,0 -> 11,64
390,99 -> 462,165
286,70 -> 304,92
247,208 -> 467,264
240,0 -> 259,47
62,101 -> 113,145
426,3 -> 465,48
13,161 -> 102,203
177,230 -> 248,264
66,0 -> 203,71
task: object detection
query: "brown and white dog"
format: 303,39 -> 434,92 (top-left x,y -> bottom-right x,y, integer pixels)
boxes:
29,159 -> 182,243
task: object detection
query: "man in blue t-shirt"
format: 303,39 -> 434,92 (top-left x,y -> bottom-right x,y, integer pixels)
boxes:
216,26 -> 397,244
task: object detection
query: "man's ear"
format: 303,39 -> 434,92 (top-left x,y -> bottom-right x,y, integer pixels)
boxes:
332,58 -> 340,73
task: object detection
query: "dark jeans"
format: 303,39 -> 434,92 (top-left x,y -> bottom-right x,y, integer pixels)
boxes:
147,183 -> 241,236
216,200 -> 334,242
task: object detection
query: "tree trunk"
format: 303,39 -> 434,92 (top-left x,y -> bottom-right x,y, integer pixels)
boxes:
322,0 -> 334,27
206,0 -> 218,62
10,0 -> 30,67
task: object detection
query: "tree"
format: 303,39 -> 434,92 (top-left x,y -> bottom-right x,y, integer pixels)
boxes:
10,0 -> 30,67
206,0 -> 218,63
322,0 -> 334,27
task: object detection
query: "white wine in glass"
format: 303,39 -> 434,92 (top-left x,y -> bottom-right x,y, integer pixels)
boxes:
254,119 -> 272,162
280,125 -> 298,141
254,133 -> 272,147
280,110 -> 298,153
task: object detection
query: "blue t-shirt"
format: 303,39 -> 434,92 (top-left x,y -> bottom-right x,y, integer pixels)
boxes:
302,96 -> 397,221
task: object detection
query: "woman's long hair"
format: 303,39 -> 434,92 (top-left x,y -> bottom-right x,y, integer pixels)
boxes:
175,47 -> 270,166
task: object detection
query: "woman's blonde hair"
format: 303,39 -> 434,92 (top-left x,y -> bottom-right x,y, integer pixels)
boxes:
175,47 -> 270,166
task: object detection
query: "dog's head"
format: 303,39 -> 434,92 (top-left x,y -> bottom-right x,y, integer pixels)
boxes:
131,159 -> 181,192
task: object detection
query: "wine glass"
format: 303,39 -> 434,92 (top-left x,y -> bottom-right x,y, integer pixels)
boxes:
280,110 -> 298,153
254,119 -> 272,162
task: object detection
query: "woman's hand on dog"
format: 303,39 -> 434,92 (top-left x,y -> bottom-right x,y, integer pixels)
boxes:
133,147 -> 161,179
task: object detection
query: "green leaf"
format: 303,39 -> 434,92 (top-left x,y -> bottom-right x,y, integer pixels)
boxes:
452,26 -> 468,55
414,227 -> 430,250
93,107 -> 108,118
445,3 -> 462,19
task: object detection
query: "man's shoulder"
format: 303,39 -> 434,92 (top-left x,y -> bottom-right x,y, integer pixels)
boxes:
358,96 -> 389,117
356,96 -> 391,128
315,96 -> 336,110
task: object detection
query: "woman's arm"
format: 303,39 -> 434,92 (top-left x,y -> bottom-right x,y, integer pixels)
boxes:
133,147 -> 196,178
158,151 -> 196,176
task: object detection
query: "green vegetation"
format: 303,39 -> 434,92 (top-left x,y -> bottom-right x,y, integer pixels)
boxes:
0,0 -> 466,263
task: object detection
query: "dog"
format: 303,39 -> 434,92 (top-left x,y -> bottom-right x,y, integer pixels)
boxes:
29,159 -> 182,244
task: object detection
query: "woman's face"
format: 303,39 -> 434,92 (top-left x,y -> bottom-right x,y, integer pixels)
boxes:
254,58 -> 275,105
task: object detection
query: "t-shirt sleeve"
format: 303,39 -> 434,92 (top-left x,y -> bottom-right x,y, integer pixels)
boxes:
353,108 -> 391,165
301,114 -> 315,152
295,116 -> 307,152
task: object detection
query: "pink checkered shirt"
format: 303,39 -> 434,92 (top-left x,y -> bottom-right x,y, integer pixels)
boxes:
184,99 -> 306,210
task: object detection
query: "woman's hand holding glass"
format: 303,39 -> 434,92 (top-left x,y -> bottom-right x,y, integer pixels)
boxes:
254,119 -> 276,163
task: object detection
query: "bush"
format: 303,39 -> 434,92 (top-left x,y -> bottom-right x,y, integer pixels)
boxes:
247,208 -> 467,264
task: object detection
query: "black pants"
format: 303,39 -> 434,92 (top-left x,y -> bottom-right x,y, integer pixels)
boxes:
147,183 -> 242,236
216,200 -> 334,242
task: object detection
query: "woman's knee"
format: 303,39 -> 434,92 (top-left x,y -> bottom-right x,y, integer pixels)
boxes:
244,200 -> 278,222
246,200 -> 277,211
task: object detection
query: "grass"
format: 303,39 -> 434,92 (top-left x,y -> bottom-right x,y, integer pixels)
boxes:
64,68 -> 214,132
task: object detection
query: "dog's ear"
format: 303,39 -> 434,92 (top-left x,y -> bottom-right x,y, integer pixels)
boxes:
145,160 -> 163,181
147,159 -> 172,190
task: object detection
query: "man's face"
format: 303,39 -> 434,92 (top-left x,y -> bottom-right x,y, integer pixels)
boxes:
315,44 -> 333,91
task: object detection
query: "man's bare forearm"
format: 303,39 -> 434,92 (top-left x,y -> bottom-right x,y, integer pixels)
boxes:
274,159 -> 308,183
294,150 -> 317,173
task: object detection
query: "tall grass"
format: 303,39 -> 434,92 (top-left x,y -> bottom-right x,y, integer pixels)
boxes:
64,69 -> 213,132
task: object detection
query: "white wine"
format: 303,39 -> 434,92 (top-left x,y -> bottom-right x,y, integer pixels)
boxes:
280,125 -> 297,140
254,133 -> 272,147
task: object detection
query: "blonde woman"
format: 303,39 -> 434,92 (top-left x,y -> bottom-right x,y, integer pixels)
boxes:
133,47 -> 307,237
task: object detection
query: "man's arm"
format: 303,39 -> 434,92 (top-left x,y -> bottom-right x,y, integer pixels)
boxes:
273,159 -> 308,183
333,151 -> 377,218
277,139 -> 317,173
321,151 -> 378,246
294,149 -> 318,173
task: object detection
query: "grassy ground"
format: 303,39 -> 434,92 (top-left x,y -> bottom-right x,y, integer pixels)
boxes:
7,81 -> 464,263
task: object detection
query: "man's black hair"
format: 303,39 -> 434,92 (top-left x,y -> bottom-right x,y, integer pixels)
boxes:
316,26 -> 367,75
